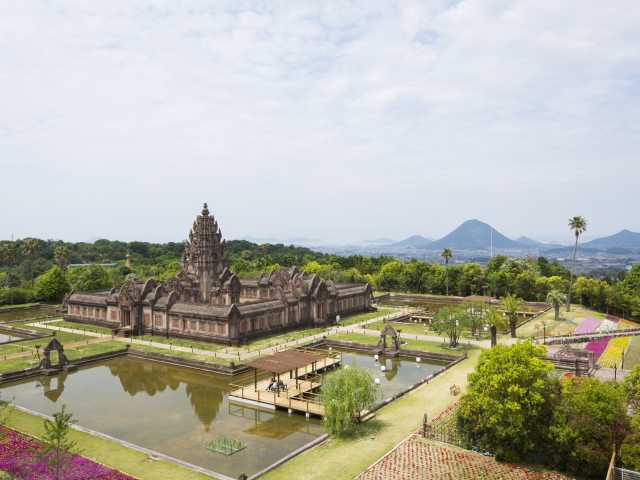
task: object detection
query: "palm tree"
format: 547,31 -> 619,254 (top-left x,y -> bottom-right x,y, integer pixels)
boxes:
567,216 -> 587,312
546,289 -> 566,322
502,294 -> 524,338
485,307 -> 506,347
22,238 -> 39,287
54,245 -> 69,271
441,248 -> 453,296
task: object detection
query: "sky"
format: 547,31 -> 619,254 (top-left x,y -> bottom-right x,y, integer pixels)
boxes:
1,1 -> 639,245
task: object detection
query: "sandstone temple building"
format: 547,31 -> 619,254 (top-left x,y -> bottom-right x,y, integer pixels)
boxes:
64,204 -> 373,344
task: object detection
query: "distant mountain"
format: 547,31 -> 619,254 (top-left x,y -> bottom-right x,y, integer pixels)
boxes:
516,236 -> 547,247
391,235 -> 433,249
516,236 -> 564,249
582,230 -> 640,249
429,219 -> 524,250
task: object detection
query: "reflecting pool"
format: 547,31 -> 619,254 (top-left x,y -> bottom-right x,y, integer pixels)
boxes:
333,349 -> 446,403
1,350 -> 447,477
1,357 -> 324,478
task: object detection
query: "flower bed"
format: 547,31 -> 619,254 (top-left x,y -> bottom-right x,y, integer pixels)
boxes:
596,320 -> 616,333
598,336 -> 631,368
585,337 -> 610,359
0,426 -> 136,480
573,317 -> 601,335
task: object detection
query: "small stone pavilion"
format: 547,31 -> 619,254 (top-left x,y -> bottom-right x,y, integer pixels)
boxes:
64,204 -> 373,344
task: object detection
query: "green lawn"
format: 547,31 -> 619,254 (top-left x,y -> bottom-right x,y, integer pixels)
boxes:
133,334 -> 225,353
0,303 -> 41,311
51,319 -> 115,335
327,332 -> 476,355
3,408 -> 214,480
128,343 -> 232,366
338,308 -> 394,326
625,336 -> 640,370
367,320 -> 490,341
0,340 -> 126,373
0,330 -> 87,357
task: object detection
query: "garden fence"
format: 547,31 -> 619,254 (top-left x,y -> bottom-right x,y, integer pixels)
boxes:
615,468 -> 640,480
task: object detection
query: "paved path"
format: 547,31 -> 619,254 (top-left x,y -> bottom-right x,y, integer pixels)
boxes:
27,310 -> 409,363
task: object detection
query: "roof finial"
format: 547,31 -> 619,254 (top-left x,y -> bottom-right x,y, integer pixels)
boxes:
202,202 -> 209,216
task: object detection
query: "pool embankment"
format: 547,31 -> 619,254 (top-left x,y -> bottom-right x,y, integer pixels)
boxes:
309,339 -> 465,364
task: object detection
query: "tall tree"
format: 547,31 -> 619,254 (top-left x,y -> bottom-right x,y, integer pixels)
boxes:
502,294 -> 524,338
441,248 -> 453,296
21,238 -> 40,287
432,306 -> 471,348
53,245 -> 69,271
567,216 -> 587,312
321,368 -> 377,436
484,306 -> 506,347
546,289 -> 566,322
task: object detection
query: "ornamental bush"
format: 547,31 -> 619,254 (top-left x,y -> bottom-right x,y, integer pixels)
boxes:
457,342 -> 559,462
321,367 -> 377,437
547,377 -> 630,478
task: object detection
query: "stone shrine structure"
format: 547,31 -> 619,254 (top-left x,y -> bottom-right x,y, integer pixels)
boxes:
64,204 -> 372,344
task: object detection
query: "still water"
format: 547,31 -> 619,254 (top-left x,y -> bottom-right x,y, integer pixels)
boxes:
1,351 -> 445,477
0,332 -> 24,343
335,349 -> 446,403
1,357 -> 324,478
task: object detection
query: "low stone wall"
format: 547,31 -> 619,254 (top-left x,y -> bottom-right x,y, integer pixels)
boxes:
0,325 -> 53,345
127,349 -> 248,376
314,339 -> 464,364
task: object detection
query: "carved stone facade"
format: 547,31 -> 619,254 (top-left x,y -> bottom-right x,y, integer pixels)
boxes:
64,204 -> 373,344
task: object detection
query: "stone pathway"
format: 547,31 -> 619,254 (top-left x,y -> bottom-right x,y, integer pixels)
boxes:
27,310 -> 408,362
358,435 -> 575,480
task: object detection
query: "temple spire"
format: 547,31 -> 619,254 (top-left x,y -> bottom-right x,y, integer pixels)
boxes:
202,202 -> 209,216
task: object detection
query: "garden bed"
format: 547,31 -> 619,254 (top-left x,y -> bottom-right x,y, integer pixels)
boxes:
0,425 -> 136,480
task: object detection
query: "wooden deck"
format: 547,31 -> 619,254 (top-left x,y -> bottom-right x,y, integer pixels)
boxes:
228,352 -> 341,417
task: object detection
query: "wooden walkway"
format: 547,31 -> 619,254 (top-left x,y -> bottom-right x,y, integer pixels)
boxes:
228,353 -> 341,417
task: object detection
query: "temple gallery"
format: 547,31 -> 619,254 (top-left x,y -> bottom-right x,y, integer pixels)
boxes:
64,204 -> 372,344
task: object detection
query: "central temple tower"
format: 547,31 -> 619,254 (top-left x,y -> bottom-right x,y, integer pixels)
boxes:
183,203 -> 228,301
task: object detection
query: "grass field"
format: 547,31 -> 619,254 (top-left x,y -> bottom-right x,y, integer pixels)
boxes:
327,332 -> 477,355
51,319 -> 115,335
127,343 -> 232,366
516,305 -> 604,338
0,340 -> 126,373
625,336 -> 640,370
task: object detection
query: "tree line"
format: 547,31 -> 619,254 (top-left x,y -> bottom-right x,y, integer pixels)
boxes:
0,237 -> 638,319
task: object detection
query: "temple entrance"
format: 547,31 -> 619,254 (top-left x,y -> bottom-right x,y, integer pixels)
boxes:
39,338 -> 70,370
121,309 -> 131,327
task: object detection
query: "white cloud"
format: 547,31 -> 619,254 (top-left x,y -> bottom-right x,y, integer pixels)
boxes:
1,0 -> 638,243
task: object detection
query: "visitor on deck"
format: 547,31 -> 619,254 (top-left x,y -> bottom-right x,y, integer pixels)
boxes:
267,377 -> 277,391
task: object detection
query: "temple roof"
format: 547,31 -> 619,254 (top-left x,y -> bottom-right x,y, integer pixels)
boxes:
170,302 -> 231,318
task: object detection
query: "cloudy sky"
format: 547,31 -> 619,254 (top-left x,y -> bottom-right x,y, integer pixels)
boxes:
1,1 -> 639,245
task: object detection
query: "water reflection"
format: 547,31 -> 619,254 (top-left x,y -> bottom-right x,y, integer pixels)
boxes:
38,372 -> 69,402
107,360 -> 224,431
